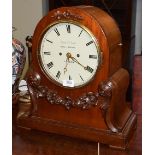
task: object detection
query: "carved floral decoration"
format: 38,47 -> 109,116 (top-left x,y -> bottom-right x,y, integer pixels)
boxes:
27,72 -> 112,110
51,10 -> 83,20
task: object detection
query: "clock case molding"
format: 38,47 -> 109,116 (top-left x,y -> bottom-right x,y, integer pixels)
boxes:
17,6 -> 137,149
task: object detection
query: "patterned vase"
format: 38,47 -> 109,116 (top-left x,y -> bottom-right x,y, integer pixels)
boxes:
12,38 -> 26,95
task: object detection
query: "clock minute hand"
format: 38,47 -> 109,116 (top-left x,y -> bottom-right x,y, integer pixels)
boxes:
66,52 -> 87,70
70,56 -> 87,70
64,57 -> 69,74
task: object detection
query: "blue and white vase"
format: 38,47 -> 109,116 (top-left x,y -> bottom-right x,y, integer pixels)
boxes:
12,38 -> 26,94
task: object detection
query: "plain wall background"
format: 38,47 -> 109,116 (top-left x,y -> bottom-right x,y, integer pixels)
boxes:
12,0 -> 49,77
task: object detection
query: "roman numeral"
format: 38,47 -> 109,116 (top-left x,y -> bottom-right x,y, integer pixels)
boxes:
69,75 -> 72,80
56,71 -> 61,79
78,30 -> 83,37
46,39 -> 53,44
54,28 -> 60,36
44,52 -> 51,55
89,55 -> 97,59
80,75 -> 84,81
86,66 -> 94,73
47,62 -> 53,69
86,41 -> 93,46
66,25 -> 71,33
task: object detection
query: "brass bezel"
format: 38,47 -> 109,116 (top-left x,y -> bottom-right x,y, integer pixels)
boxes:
37,20 -> 101,89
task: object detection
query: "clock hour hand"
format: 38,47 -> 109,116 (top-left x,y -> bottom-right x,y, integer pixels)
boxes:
64,57 -> 69,74
64,53 -> 71,74
66,52 -> 87,70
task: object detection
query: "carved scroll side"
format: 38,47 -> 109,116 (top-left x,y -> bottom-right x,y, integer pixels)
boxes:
98,80 -> 119,133
26,72 -> 42,114
51,10 -> 83,20
98,81 -> 112,111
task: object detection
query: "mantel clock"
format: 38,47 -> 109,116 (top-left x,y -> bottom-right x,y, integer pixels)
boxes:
17,6 -> 136,149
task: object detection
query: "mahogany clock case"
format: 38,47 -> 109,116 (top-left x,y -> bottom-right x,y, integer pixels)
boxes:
17,6 -> 137,150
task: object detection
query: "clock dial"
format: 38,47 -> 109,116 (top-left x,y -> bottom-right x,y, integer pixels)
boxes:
39,22 -> 100,88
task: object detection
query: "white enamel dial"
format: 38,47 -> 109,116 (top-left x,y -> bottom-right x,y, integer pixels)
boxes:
39,22 -> 100,88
